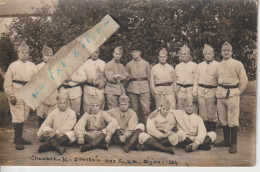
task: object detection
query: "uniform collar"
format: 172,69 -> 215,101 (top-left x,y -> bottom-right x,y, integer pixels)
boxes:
133,57 -> 142,62
205,60 -> 214,64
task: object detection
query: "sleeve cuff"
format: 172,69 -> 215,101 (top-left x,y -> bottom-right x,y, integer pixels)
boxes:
194,140 -> 201,145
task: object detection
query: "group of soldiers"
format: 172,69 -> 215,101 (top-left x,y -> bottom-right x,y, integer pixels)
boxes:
3,40 -> 248,156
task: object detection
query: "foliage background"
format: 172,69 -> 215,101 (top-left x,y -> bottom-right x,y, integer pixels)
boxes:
0,0 -> 257,80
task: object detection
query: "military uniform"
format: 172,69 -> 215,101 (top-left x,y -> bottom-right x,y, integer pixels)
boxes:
175,45 -> 197,113
150,48 -> 176,109
215,42 -> 248,154
59,70 -> 82,117
105,47 -> 129,109
173,109 -> 217,152
4,41 -> 37,150
75,57 -> 106,113
107,95 -> 145,152
74,97 -> 117,152
126,54 -> 151,123
138,100 -> 176,154
193,44 -> 219,131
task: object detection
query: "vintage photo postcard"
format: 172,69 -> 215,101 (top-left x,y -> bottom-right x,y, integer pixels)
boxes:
0,0 -> 257,166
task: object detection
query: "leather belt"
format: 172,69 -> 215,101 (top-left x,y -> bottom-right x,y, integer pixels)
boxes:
61,84 -> 81,89
198,84 -> 217,89
13,80 -> 28,85
129,77 -> 148,82
177,83 -> 193,88
85,82 -> 99,88
155,82 -> 172,87
218,84 -> 239,98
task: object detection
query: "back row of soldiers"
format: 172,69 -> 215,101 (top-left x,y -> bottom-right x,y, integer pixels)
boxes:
3,40 -> 248,155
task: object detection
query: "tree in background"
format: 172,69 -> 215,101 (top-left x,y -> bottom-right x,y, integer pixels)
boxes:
0,0 -> 257,80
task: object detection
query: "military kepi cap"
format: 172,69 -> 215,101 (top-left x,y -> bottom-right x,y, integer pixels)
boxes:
114,46 -> 123,53
18,40 -> 29,52
42,45 -> 53,56
222,42 -> 232,51
160,99 -> 170,109
203,44 -> 214,53
130,44 -> 142,52
159,48 -> 167,56
119,94 -> 130,103
180,45 -> 190,52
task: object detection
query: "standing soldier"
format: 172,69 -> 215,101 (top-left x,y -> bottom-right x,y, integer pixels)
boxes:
214,42 -> 248,154
175,45 -> 198,113
193,44 -> 219,132
150,48 -> 176,109
126,44 -> 151,124
74,48 -> 106,113
104,46 -> 129,109
3,41 -> 38,150
37,45 -> 58,127
107,94 -> 145,153
59,69 -> 82,120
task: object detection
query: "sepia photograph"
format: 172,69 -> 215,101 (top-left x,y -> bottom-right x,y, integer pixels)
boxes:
0,0 -> 257,166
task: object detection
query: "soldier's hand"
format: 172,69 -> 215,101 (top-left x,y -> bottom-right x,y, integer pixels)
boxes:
190,142 -> 198,151
119,135 -> 127,143
41,132 -> 50,140
9,96 -> 17,105
193,94 -> 198,103
105,135 -> 112,144
65,76 -> 72,82
98,81 -> 106,89
48,130 -> 56,138
78,138 -> 85,145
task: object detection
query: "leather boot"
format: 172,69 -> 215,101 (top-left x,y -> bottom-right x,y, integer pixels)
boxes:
20,123 -> 31,145
80,133 -> 106,152
97,143 -> 108,150
143,138 -> 175,154
229,127 -> 238,154
198,136 -> 212,151
58,135 -> 70,146
13,123 -> 24,150
123,129 -> 142,153
181,137 -> 193,146
38,143 -> 55,153
84,134 -> 93,144
114,129 -> 124,145
159,138 -> 171,147
214,126 -> 230,147
49,137 -> 65,155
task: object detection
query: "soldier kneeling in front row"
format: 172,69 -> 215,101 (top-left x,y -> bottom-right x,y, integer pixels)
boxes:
174,100 -> 217,152
107,94 -> 145,152
138,100 -> 177,154
74,98 -> 118,152
37,93 -> 77,155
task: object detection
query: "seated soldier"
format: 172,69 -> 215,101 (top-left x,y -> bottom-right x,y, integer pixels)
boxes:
37,93 -> 77,155
107,94 -> 145,153
174,99 -> 217,152
138,100 -> 177,154
74,97 -> 118,152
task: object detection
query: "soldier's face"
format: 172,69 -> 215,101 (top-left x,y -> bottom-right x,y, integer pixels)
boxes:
91,49 -> 100,60
185,102 -> 193,115
43,54 -> 52,63
159,55 -> 167,64
204,52 -> 214,62
179,51 -> 190,63
131,50 -> 141,59
113,51 -> 123,61
58,99 -> 68,111
160,107 -> 169,117
91,104 -> 100,114
221,49 -> 232,60
18,51 -> 29,61
119,102 -> 130,112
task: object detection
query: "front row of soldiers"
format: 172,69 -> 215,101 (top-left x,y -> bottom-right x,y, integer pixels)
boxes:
37,93 -> 216,155
3,40 -> 248,155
